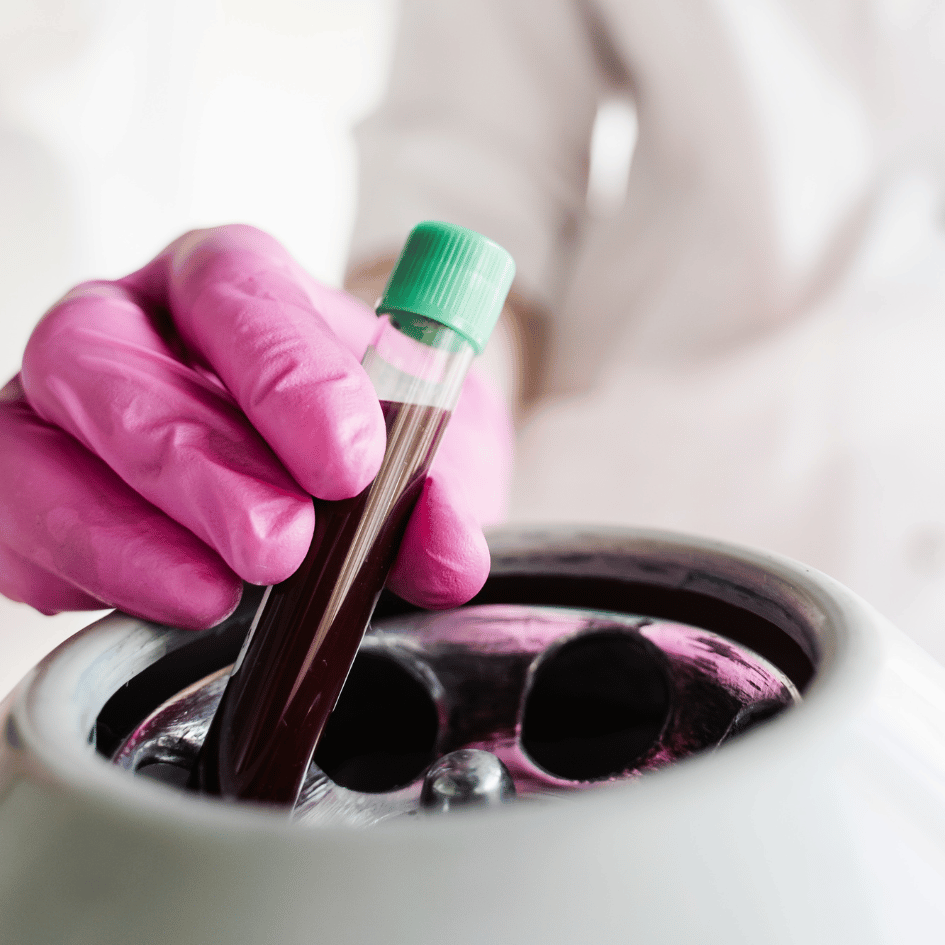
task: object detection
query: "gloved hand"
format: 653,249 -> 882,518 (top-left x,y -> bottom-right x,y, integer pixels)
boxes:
0,225 -> 513,630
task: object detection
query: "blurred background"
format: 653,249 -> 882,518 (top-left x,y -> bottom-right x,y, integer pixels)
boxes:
0,0 -> 404,694
0,0 -> 401,375
0,0 -> 646,696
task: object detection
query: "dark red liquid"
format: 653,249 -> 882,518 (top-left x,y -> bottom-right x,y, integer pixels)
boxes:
191,400 -> 451,805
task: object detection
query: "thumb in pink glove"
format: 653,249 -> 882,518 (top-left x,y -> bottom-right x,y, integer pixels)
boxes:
0,224 -> 513,630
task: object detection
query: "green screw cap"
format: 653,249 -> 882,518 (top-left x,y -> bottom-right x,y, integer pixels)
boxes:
377,221 -> 515,354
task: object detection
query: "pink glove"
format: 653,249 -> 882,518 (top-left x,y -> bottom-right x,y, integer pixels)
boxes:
0,225 -> 513,630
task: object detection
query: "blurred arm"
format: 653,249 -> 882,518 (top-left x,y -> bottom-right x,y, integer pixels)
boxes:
346,0 -> 605,412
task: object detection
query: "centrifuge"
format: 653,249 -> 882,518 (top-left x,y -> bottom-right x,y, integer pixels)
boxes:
1,527 -> 944,943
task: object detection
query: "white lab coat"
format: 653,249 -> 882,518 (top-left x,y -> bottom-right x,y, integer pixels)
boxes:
349,0 -> 945,661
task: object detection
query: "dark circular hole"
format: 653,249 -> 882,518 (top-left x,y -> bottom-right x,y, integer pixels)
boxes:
520,630 -> 672,781
313,650 -> 438,793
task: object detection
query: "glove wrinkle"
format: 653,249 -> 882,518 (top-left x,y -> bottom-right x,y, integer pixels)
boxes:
0,395 -> 243,629
0,539 -> 105,614
23,299 -> 314,586
182,276 -> 385,501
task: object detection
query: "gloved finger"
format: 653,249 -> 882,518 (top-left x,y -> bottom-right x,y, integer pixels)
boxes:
386,474 -> 491,609
20,283 -> 315,586
387,370 -> 515,608
123,224 -> 386,501
0,386 -> 242,630
0,543 -> 106,615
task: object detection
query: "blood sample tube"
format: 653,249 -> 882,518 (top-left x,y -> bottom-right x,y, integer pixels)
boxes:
191,221 -> 515,806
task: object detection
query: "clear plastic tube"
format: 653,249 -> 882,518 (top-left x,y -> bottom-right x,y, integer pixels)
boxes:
191,314 -> 475,805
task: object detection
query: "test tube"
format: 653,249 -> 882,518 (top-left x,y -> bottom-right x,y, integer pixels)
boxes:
191,222 -> 515,806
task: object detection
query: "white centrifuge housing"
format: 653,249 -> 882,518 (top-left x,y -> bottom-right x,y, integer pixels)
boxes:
1,527 -> 944,944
